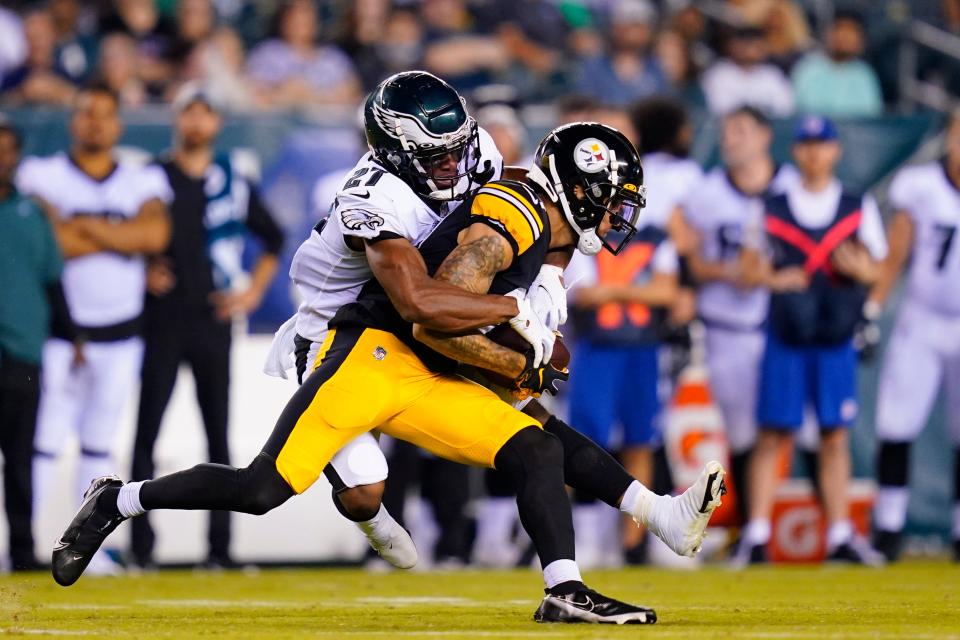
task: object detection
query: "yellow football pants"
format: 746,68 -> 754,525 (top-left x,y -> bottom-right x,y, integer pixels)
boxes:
272,327 -> 540,494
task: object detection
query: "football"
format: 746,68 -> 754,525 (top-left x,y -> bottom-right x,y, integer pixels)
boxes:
479,324 -> 570,388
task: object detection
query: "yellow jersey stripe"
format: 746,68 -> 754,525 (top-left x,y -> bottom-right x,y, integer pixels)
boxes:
476,186 -> 542,243
484,183 -> 544,232
471,191 -> 537,254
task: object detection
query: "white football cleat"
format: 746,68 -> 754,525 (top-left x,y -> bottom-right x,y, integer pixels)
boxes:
363,519 -> 419,570
644,461 -> 726,558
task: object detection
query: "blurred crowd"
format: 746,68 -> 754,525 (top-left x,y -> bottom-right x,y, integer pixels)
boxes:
0,0 -> 958,114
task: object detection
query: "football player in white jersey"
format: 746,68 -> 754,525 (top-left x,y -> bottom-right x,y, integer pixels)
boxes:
17,84 -> 171,573
679,106 -> 798,526
870,111 -> 960,562
264,71 -> 548,568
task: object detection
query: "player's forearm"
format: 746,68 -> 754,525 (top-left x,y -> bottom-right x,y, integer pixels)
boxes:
688,254 -> 733,284
54,224 -> 104,258
870,214 -> 912,306
81,201 -> 171,255
83,219 -> 170,255
401,282 -> 518,332
615,276 -> 679,307
411,232 -> 516,332
850,259 -> 882,287
248,253 -> 280,301
868,267 -> 898,306
412,325 -> 526,378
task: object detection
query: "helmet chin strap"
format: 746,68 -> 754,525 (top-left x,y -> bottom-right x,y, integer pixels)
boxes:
577,228 -> 603,255
527,155 -> 603,256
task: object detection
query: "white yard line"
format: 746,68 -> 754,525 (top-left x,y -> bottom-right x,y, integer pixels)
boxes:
42,604 -> 128,611
4,630 -> 93,636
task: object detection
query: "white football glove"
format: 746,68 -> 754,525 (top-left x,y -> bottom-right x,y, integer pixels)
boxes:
505,289 -> 555,367
528,264 -> 568,332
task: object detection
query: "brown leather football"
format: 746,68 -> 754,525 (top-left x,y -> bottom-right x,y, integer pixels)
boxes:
479,324 -> 570,388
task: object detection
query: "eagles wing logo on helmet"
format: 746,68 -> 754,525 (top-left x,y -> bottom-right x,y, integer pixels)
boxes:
372,101 -> 467,149
573,138 -> 611,174
341,209 -> 385,232
372,102 -> 431,145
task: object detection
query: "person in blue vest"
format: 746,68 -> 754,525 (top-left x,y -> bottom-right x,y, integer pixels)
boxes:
566,213 -> 679,566
733,116 -> 887,565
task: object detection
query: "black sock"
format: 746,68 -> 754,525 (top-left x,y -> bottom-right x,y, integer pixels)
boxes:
802,449 -> 822,506
140,453 -> 294,516
730,449 -> 751,526
878,441 -> 910,488
494,427 -> 575,568
548,580 -> 585,596
543,416 -> 633,508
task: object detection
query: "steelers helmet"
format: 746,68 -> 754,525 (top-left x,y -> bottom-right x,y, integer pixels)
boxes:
527,122 -> 646,255
364,71 -> 486,201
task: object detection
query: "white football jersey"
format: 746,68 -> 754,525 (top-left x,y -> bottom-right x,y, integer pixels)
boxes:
683,165 -> 797,329
640,152 -> 702,228
888,161 -> 960,315
16,152 -> 172,327
291,128 -> 503,342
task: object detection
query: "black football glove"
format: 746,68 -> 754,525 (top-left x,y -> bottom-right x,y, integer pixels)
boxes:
514,352 -> 569,396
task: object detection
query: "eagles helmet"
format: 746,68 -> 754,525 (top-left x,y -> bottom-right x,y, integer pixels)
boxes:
364,71 -> 485,201
528,122 -> 646,255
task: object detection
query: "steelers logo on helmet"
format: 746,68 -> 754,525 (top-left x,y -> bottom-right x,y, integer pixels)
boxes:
573,138 -> 611,174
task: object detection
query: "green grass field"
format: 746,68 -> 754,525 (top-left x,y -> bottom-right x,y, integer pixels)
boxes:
2,561 -> 959,639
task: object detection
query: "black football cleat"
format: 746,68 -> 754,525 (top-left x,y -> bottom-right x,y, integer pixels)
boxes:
533,587 -> 656,624
872,530 -> 903,563
52,476 -> 126,586
826,537 -> 885,567
729,540 -> 768,568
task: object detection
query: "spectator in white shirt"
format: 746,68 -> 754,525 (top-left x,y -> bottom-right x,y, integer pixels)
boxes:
246,0 -> 361,110
701,25 -> 794,116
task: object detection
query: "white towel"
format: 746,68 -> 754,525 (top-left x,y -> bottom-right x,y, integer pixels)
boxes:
263,314 -> 299,379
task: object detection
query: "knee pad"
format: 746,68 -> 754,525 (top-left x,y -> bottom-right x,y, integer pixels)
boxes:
544,416 -> 604,478
238,453 -> 295,515
495,427 -> 563,479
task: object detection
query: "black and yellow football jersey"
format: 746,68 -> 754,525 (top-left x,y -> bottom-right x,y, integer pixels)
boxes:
330,179 -> 552,372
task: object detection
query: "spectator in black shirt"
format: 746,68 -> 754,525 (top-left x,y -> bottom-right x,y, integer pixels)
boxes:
130,84 -> 283,569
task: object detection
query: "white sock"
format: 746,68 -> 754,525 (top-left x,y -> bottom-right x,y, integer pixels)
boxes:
117,481 -> 146,518
826,519 -> 854,552
357,505 -> 396,542
619,480 -> 658,525
743,519 -> 772,546
873,487 -> 909,533
542,559 -> 582,589
953,504 -> 960,540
